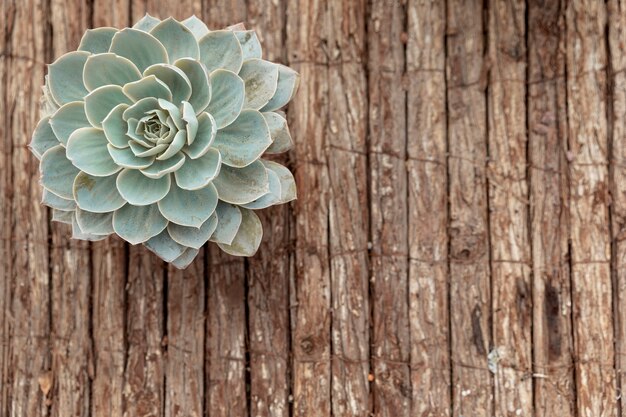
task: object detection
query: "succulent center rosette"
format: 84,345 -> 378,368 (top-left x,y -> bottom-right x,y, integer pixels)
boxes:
30,15 -> 299,268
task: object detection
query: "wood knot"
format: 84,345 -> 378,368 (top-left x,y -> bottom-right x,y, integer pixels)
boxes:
300,337 -> 314,354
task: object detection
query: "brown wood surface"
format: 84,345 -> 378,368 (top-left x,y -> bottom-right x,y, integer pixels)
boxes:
2,0 -> 626,416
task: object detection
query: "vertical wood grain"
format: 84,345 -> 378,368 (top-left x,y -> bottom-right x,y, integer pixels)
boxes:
0,0 -> 8,411
528,0 -> 575,415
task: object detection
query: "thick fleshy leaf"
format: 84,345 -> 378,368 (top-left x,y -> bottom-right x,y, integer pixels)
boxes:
116,168 -> 171,206
102,104 -> 130,148
168,213 -> 218,249
184,112 -> 216,159
40,145 -> 80,199
73,172 -> 126,213
239,59 -> 279,110
31,117 -> 60,159
141,153 -> 186,179
174,148 -> 221,190
72,214 -> 107,241
41,76 -> 60,117
109,28 -> 169,72
156,99 -> 184,129
129,141 -> 167,157
172,247 -> 200,269
242,168 -> 281,209
133,14 -> 161,32
261,65 -> 300,111
50,101 -> 90,145
206,70 -> 244,129
48,51 -> 90,105
144,64 -> 192,105
113,203 -> 168,244
198,30 -> 243,73
263,112 -> 293,153
85,85 -> 133,128
78,27 -> 118,54
52,209 -> 74,225
75,208 -> 114,235
212,110 -> 271,168
157,130 -> 186,160
42,189 -> 76,211
212,160 -> 269,204
262,160 -> 297,202
67,127 -> 121,176
175,59 -> 211,113
182,15 -> 210,39
217,208 -> 262,256
83,53 -> 142,91
209,202 -> 242,245
123,75 -> 172,102
107,144 -> 155,169
150,17 -> 200,63
181,101 -> 198,144
144,229 -> 187,262
234,31 -> 262,60
126,118 -> 152,146
158,182 -> 218,227
123,97 -> 159,122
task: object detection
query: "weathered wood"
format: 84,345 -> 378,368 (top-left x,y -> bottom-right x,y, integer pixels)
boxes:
368,0 -> 410,415
446,1 -> 492,415
566,1 -> 616,416
0,0 -> 8,412
406,1 -> 450,415
528,1 -> 575,415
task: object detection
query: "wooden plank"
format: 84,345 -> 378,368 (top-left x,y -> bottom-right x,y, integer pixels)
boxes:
93,0 -> 130,28
132,0 -> 201,19
5,0 -> 51,415
324,1 -> 371,415
528,0 -> 575,415
368,0 -> 410,415
406,1 -> 450,415
446,0 -> 492,415
566,1 -> 616,416
608,1 -> 626,415
486,0 -> 533,415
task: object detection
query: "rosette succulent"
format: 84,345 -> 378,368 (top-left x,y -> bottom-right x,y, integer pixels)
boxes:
30,15 -> 298,268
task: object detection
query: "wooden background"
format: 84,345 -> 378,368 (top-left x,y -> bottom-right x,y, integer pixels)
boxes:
2,0 -> 626,416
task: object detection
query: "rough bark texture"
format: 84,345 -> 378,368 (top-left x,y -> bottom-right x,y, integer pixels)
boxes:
2,1 -> 626,416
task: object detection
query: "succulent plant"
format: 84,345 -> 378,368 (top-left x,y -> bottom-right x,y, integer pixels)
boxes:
31,15 -> 298,268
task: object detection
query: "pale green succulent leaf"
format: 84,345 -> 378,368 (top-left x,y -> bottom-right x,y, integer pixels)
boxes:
168,213 -> 217,249
174,148 -> 220,190
198,30 -> 243,73
78,27 -> 118,54
181,101 -> 199,144
184,112 -> 216,159
158,182 -> 218,227
126,118 -> 153,146
175,59 -> 211,113
50,101 -> 90,145
217,208 -> 262,256
212,160 -> 269,204
48,51 -> 90,105
102,103 -> 130,148
210,202 -> 242,245
109,28 -> 169,72
113,203 -> 168,244
182,15 -> 210,40
133,14 -> 161,32
107,144 -> 155,169
72,214 -> 108,241
239,59 -> 279,110
234,31 -> 262,61
75,208 -> 114,235
144,64 -> 192,104
212,109 -> 271,168
123,97 -> 159,122
40,145 -> 80,199
242,168 -> 281,209
129,141 -> 168,157
42,189 -> 76,211
140,153 -> 186,179
150,17 -> 200,63
157,130 -> 186,160
262,160 -> 297,202
261,64 -> 300,112
31,116 -> 60,159
156,98 -> 185,129
83,53 -> 142,91
52,208 -> 74,225
263,111 -> 294,153
144,229 -> 187,262
116,168 -> 171,205
206,69 -> 244,129
171,247 -> 200,269
67,127 -> 121,176
41,75 -> 60,117
85,85 -> 133,128
73,171 -> 126,213
123,75 -> 173,102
